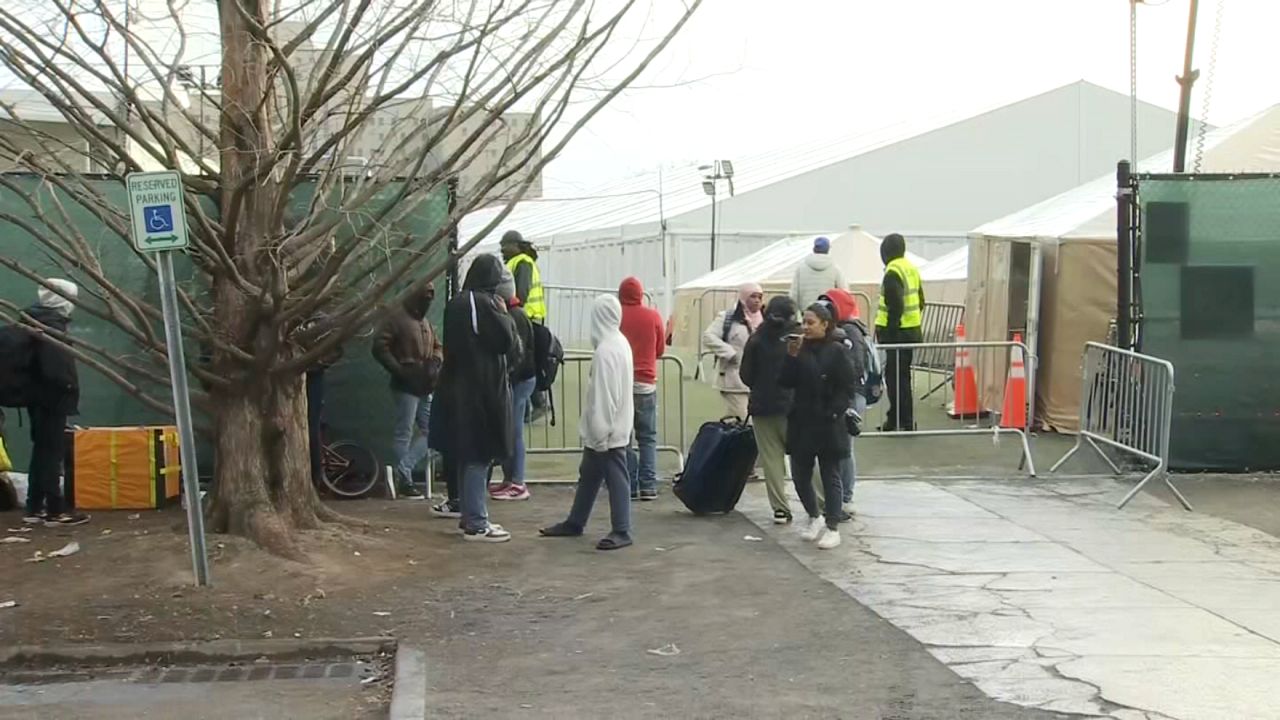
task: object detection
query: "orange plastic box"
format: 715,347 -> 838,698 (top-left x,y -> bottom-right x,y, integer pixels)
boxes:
66,426 -> 181,510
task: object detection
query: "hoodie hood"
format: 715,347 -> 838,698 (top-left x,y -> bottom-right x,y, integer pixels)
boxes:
880,233 -> 906,265
496,266 -> 516,302
590,294 -> 623,348
403,281 -> 435,319
803,253 -> 835,272
37,279 -> 78,318
464,254 -> 504,291
819,288 -> 859,322
618,276 -> 644,306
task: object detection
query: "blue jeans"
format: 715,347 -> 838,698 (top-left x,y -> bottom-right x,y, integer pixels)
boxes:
841,394 -> 869,504
626,392 -> 659,494
503,377 -> 537,486
460,461 -> 493,532
392,391 -> 431,485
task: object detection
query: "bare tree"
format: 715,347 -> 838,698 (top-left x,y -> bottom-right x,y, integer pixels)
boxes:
0,0 -> 701,557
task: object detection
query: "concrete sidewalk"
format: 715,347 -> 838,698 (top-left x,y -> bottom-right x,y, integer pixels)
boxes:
415,487 -> 1062,719
740,478 -> 1280,720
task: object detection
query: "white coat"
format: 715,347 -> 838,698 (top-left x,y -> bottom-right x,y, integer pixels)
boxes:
581,295 -> 635,451
790,253 -> 846,308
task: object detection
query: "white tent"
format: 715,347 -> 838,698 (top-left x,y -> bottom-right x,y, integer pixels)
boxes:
919,244 -> 968,304
670,226 -> 928,348
967,103 -> 1280,431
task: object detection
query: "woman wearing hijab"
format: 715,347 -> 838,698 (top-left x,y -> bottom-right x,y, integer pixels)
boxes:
780,302 -> 858,550
739,295 -> 799,524
432,254 -> 517,542
702,282 -> 764,419
540,295 -> 635,550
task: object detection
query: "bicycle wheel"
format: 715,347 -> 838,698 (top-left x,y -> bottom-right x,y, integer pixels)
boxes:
322,441 -> 381,499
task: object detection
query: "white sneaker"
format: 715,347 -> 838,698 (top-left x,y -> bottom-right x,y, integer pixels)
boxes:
463,524 -> 511,543
817,528 -> 842,550
799,516 -> 823,541
841,502 -> 856,516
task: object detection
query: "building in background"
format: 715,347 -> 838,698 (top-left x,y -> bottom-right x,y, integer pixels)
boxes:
461,80 -> 1194,320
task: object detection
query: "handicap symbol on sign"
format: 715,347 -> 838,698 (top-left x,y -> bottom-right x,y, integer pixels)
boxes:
145,205 -> 174,234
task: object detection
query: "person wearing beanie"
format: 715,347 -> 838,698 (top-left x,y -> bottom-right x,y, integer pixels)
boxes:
617,277 -> 665,500
499,230 -> 546,324
490,266 -> 537,502
791,235 -> 846,308
20,279 -> 89,526
875,233 -> 924,432
815,288 -> 869,518
739,295 -> 799,523
540,294 -> 635,550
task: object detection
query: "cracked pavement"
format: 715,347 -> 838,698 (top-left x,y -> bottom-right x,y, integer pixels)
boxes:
740,477 -> 1280,720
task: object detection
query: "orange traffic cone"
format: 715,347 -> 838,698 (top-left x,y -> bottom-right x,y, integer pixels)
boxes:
948,324 -> 985,418
1000,333 -> 1028,429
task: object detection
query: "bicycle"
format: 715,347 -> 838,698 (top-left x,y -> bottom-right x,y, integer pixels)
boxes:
317,435 -> 381,499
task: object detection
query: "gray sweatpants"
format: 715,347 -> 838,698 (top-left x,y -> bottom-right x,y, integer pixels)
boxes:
567,448 -> 632,535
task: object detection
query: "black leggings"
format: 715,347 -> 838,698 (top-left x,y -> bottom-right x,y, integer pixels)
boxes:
790,452 -> 843,529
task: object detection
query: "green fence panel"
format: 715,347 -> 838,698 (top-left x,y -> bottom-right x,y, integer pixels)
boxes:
0,174 -> 451,478
1139,175 -> 1280,471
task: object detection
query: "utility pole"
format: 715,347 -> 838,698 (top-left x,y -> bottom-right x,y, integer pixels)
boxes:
1172,0 -> 1201,173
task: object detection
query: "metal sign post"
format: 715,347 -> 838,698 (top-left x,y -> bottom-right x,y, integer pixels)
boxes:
126,170 -> 211,587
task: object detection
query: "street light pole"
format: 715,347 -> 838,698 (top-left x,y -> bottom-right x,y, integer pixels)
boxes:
699,159 -> 735,272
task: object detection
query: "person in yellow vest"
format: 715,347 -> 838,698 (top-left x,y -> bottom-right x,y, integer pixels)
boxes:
875,233 -> 924,432
500,230 -> 546,324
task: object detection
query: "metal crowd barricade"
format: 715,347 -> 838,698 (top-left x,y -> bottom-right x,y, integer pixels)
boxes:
1049,342 -> 1188,510
542,284 -> 655,351
916,302 -> 965,400
863,339 -> 1037,476
694,287 -> 872,381
525,354 -> 687,472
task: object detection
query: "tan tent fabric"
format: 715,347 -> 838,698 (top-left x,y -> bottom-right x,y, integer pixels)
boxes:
967,103 -> 1280,431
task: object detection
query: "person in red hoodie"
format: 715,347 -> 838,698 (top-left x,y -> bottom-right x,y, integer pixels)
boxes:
617,277 -> 666,500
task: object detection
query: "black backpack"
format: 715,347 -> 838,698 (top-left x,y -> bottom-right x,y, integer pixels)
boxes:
0,325 -> 37,408
532,323 -> 564,393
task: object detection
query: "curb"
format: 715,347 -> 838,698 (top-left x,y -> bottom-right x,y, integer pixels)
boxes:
0,637 -> 396,670
389,645 -> 426,720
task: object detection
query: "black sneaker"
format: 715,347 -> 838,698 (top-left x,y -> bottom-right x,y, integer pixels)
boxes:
22,512 -> 48,525
430,500 -> 461,518
398,484 -> 425,499
45,511 -> 90,527
772,509 -> 792,525
838,511 -> 853,524
639,489 -> 659,502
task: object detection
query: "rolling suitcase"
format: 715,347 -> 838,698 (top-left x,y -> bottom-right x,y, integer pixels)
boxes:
673,416 -> 757,515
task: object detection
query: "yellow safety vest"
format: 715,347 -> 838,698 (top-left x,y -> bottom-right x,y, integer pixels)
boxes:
505,253 -> 546,322
875,257 -> 922,329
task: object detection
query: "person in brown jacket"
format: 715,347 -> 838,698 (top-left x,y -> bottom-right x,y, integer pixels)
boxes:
372,281 -> 443,498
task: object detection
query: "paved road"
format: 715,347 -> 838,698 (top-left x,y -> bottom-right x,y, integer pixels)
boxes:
414,486 -> 1063,719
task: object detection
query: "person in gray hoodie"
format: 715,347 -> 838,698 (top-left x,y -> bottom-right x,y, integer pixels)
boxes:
791,236 -> 847,308
540,294 -> 635,550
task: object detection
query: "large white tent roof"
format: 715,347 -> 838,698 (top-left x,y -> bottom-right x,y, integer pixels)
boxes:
678,227 -> 926,290
971,103 -> 1280,243
920,245 -> 968,281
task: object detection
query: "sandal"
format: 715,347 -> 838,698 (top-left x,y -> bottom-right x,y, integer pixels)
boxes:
539,522 -> 583,537
596,532 -> 633,551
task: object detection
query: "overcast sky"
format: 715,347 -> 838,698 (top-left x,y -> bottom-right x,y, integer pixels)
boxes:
544,0 -> 1278,195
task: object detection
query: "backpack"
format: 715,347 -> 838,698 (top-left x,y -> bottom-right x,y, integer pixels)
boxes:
531,323 -> 564,393
0,325 -> 37,408
842,322 -> 883,406
862,334 -> 884,406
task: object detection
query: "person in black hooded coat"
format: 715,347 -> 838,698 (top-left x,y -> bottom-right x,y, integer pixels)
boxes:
429,255 -> 517,542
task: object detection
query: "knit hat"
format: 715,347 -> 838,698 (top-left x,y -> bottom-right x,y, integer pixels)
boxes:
813,236 -> 831,254
37,279 -> 78,317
